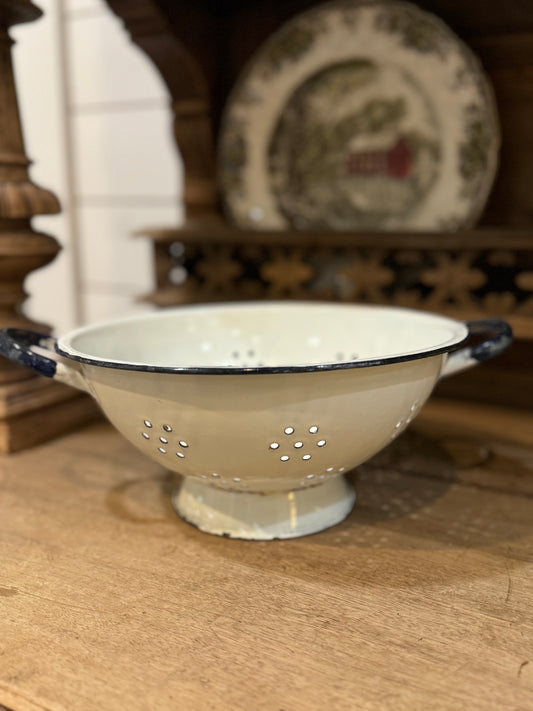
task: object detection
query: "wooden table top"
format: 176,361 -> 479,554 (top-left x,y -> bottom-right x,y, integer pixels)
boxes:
1,399 -> 532,711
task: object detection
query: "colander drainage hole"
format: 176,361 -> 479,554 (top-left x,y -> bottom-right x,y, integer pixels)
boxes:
272,424 -> 327,461
232,349 -> 257,365
140,421 -> 190,456
336,352 -> 358,361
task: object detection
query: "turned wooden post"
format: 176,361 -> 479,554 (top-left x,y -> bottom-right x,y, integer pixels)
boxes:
0,0 -> 98,452
0,0 -> 61,382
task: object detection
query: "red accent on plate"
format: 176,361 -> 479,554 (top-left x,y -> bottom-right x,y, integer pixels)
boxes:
346,138 -> 412,178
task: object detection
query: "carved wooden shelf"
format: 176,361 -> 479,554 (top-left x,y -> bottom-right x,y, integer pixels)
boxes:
141,223 -> 533,340
146,223 -> 533,249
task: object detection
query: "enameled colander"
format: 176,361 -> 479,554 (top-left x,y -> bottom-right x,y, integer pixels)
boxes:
0,302 -> 512,539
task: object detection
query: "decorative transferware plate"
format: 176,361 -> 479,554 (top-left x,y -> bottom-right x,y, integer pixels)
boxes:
218,0 -> 500,231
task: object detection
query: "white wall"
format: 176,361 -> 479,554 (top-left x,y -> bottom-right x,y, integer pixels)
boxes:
12,0 -> 182,334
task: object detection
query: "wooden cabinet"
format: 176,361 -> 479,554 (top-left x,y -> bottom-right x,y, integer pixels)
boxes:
105,0 -> 533,410
106,0 -> 533,223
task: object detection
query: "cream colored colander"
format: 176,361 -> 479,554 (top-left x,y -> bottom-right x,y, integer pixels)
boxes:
0,302 -> 512,539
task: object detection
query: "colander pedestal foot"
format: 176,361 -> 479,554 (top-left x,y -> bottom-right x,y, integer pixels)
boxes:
171,475 -> 356,540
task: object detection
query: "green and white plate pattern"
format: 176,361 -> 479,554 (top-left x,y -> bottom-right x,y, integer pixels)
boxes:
218,0 -> 500,231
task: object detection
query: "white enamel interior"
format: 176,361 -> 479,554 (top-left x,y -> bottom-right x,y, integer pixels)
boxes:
58,302 -> 467,369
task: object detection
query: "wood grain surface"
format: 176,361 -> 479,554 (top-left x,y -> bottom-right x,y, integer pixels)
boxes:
0,400 -> 532,711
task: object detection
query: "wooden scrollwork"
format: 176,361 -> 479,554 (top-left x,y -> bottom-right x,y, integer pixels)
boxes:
144,226 -> 533,341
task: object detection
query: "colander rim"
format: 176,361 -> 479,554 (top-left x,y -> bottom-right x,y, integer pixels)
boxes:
55,302 -> 470,375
